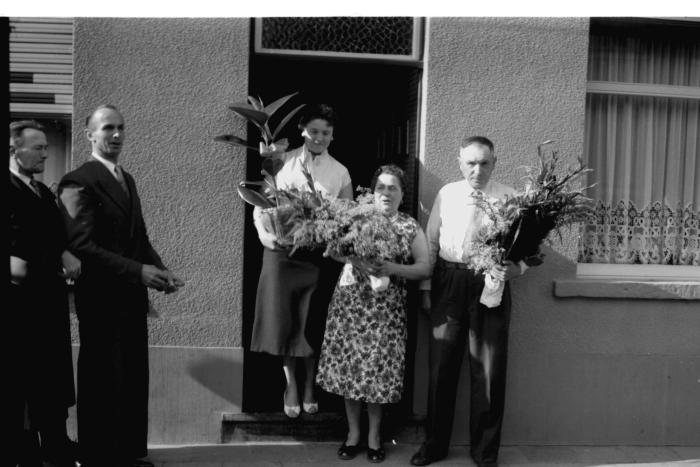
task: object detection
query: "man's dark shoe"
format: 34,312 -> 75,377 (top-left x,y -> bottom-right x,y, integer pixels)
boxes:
474,460 -> 498,467
410,449 -> 441,466
119,460 -> 154,467
42,439 -> 79,467
41,460 -> 76,467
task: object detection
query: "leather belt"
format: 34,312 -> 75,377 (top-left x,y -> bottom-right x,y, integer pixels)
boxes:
436,257 -> 471,270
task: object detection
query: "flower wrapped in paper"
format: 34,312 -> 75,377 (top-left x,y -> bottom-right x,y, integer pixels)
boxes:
465,141 -> 594,307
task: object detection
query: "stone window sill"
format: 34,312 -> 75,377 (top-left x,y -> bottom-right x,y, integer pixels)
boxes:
553,279 -> 700,300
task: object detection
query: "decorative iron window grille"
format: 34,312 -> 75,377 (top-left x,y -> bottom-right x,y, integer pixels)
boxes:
255,17 -> 423,62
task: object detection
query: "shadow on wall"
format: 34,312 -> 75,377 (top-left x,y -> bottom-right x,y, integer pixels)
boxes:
187,354 -> 243,406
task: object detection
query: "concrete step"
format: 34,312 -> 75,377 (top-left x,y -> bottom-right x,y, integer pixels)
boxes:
220,412 -> 425,443
221,412 -> 346,442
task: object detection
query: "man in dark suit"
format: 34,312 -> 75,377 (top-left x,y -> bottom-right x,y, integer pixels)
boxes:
58,105 -> 183,467
9,120 -> 81,467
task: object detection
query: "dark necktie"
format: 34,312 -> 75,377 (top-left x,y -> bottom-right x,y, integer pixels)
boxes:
28,178 -> 41,197
114,165 -> 129,196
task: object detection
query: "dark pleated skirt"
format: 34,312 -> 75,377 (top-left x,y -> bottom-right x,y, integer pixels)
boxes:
251,248 -> 341,357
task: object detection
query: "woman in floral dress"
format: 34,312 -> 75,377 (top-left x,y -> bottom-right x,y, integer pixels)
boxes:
316,165 -> 431,463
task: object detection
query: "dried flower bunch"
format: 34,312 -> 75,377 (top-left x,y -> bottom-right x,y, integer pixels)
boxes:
465,140 -> 594,273
288,189 -> 403,265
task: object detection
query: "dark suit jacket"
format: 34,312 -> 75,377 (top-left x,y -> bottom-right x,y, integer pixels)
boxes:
58,159 -> 164,317
9,172 -> 75,409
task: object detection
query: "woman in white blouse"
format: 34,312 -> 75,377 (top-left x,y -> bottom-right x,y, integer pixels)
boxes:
250,104 -> 353,418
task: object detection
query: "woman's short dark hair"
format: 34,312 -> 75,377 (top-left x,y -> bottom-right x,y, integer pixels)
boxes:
370,164 -> 406,192
298,104 -> 337,128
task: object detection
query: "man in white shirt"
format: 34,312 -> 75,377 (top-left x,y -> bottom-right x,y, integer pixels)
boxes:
411,136 -> 528,467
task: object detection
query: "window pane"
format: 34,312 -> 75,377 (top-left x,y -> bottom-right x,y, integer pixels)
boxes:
588,26 -> 700,86
581,21 -> 700,266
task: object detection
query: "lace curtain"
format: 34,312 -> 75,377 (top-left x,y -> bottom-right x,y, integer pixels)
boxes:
579,30 -> 700,265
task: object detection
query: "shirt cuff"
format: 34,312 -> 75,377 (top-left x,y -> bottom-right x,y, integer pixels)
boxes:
518,260 -> 529,275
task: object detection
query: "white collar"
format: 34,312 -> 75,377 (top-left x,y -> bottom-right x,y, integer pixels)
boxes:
298,145 -> 328,164
10,167 -> 34,186
91,152 -> 119,173
464,179 -> 493,195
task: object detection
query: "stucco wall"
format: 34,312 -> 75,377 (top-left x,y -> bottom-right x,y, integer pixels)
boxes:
72,18 -> 249,347
416,17 -> 700,445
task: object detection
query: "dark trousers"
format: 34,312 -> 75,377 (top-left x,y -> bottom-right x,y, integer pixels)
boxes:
9,283 -> 74,466
76,299 -> 149,465
422,259 -> 511,463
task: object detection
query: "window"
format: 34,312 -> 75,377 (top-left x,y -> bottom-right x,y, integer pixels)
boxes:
255,17 -> 423,63
10,17 -> 73,190
578,19 -> 699,272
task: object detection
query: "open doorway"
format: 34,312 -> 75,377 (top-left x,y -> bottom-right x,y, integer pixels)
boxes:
241,53 -> 423,418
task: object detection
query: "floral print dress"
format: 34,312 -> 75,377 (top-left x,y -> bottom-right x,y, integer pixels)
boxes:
316,212 -> 418,404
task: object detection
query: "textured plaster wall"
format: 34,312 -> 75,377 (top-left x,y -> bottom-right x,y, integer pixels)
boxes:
417,17 -> 700,444
72,18 -> 249,346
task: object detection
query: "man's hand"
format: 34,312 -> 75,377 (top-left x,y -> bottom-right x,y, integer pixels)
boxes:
141,264 -> 171,291
10,256 -> 28,285
421,290 -> 431,316
161,270 -> 185,294
60,250 -> 82,280
490,260 -> 521,282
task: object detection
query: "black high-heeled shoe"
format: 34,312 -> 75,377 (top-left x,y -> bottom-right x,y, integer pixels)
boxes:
337,442 -> 363,460
367,445 -> 386,463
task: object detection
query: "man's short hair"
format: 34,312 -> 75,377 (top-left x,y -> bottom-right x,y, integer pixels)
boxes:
85,104 -> 120,128
460,135 -> 494,154
10,120 -> 45,153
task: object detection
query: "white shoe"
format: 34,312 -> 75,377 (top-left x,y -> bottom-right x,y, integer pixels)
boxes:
283,389 -> 301,419
303,401 -> 318,414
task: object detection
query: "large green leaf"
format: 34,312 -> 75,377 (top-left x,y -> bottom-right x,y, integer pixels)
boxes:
214,134 -> 257,150
239,180 -> 267,188
271,103 -> 306,140
247,96 -> 264,111
264,92 -> 299,119
237,184 -> 274,208
228,105 -> 269,128
261,156 -> 285,177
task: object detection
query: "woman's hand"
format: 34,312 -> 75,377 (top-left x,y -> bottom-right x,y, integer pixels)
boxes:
372,260 -> 396,277
348,257 -> 377,276
259,231 -> 281,250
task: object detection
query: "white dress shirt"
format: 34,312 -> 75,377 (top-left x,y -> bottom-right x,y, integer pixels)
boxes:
10,167 -> 39,194
421,179 -> 522,290
254,145 -> 352,236
274,146 -> 352,198
91,152 -> 122,181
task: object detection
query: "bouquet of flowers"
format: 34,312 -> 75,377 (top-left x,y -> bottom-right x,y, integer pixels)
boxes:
291,190 -> 403,292
465,140 -> 594,307
215,92 -> 309,244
